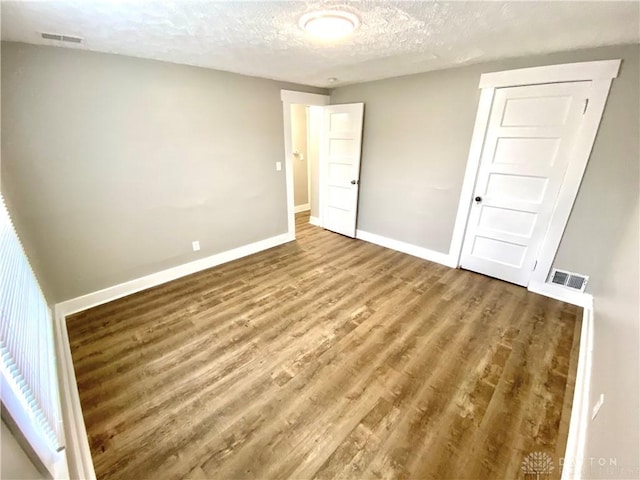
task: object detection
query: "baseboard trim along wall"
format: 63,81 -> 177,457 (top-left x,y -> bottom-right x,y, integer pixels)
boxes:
355,229 -> 458,268
52,231 -> 295,479
528,280 -> 594,310
354,230 -> 594,309
55,232 -> 295,317
351,227 -> 594,480
561,305 -> 594,480
53,306 -> 97,480
309,216 -> 321,227
294,203 -> 311,213
51,224 -> 594,480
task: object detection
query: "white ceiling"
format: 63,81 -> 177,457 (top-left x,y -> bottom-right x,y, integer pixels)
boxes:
1,1 -> 638,88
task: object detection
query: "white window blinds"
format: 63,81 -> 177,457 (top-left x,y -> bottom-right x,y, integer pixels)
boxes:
0,195 -> 65,475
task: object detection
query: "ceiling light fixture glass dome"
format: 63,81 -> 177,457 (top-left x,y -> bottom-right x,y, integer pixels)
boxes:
299,10 -> 360,40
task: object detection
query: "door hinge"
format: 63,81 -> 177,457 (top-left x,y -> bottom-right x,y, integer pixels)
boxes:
583,98 -> 589,114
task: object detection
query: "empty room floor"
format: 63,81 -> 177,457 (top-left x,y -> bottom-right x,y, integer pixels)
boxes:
66,212 -> 581,480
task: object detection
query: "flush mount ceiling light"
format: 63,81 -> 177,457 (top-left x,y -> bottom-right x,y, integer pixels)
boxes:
299,10 -> 360,40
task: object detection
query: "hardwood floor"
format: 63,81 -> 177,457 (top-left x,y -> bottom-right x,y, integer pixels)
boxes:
67,212 -> 581,480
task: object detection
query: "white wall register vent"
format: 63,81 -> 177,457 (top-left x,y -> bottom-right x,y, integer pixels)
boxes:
548,268 -> 589,292
41,32 -> 83,44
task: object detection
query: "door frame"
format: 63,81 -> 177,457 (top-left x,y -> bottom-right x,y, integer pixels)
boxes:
305,106 -> 312,214
281,90 -> 330,239
448,59 -> 621,301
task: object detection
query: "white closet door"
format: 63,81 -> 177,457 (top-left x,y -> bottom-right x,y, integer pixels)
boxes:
460,81 -> 590,286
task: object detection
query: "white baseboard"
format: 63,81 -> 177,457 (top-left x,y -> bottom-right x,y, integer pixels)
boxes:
50,224 -> 594,480
55,232 -> 294,317
51,231 -> 295,479
309,216 -> 321,227
528,280 -> 594,309
294,203 -> 310,213
351,232 -> 593,309
53,306 -> 96,480
355,229 -> 457,268
561,305 -> 594,480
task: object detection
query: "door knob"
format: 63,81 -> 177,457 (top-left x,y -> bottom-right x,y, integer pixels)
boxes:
475,196 -> 482,202
351,179 -> 359,185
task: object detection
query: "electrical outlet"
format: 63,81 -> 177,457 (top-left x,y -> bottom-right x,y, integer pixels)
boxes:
591,393 -> 604,420
192,240 -> 200,252
276,161 -> 282,171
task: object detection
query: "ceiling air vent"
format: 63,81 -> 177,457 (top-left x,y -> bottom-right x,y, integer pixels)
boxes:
548,269 -> 588,292
41,32 -> 83,44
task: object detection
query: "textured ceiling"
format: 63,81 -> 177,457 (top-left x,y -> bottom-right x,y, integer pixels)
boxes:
1,1 -> 638,87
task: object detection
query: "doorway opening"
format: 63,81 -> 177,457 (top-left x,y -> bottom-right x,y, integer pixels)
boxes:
281,90 -> 365,239
280,90 -> 330,238
290,104 -> 323,228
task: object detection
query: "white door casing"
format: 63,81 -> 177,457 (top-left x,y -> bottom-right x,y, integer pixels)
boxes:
321,103 -> 365,238
460,81 -> 591,286
450,60 -> 620,300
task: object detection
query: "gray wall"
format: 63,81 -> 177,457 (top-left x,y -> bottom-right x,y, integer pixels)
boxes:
581,51 -> 639,479
331,43 -> 638,293
1,42 -> 326,303
584,199 -> 639,478
552,46 -> 639,297
332,43 -> 639,474
559,48 -> 638,477
290,104 -> 309,207
333,63 -> 474,253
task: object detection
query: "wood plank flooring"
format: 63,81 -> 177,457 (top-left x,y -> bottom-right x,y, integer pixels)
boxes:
66,212 -> 581,480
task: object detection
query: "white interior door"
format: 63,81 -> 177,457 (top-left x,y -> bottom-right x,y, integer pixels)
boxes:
460,81 -> 590,286
321,103 -> 364,238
